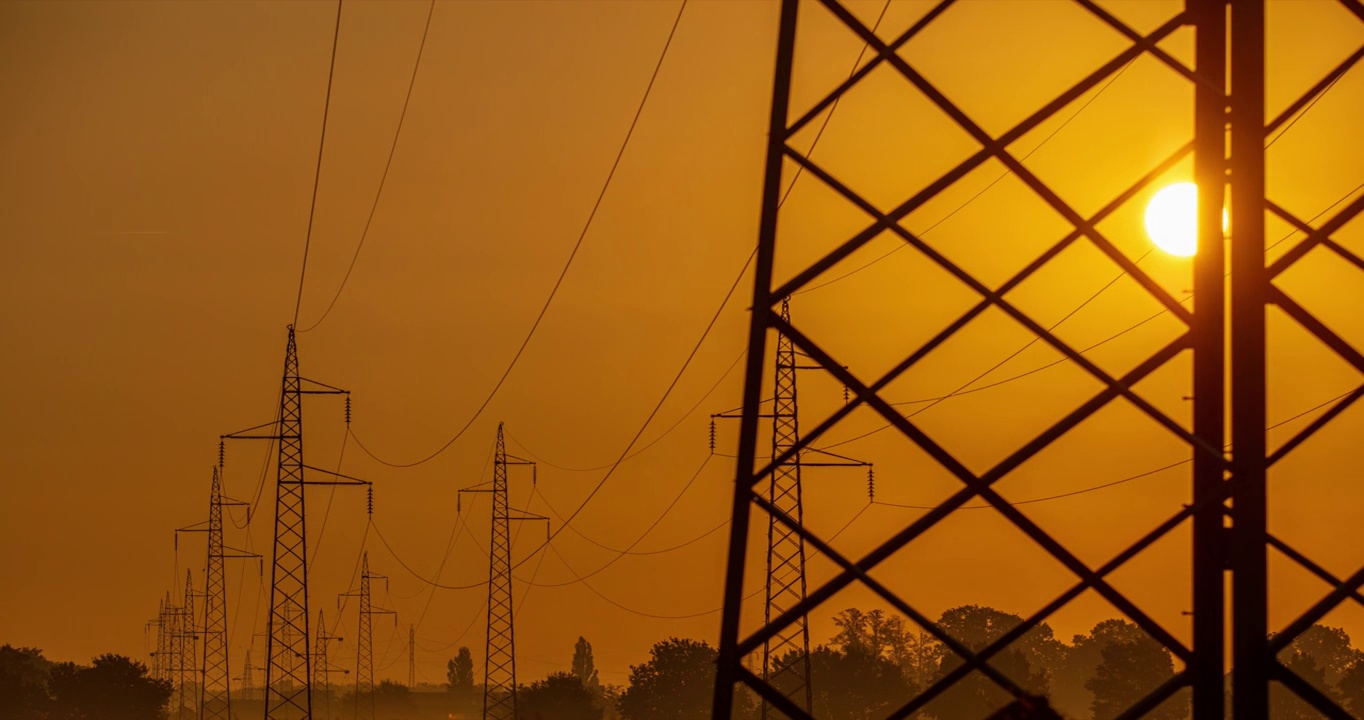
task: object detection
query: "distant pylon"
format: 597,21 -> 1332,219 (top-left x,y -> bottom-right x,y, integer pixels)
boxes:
342,552 -> 395,720
193,463 -> 258,720
312,609 -> 345,720
175,570 -> 199,720
762,297 -> 812,718
709,299 -> 871,718
151,601 -> 169,681
458,423 -> 548,720
240,650 -> 255,700
407,624 -> 416,689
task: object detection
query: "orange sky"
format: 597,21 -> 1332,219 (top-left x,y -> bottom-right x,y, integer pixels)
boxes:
1,0 -> 1362,691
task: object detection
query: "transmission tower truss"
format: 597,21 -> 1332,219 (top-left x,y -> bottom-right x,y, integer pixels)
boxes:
343,552 -> 395,720
186,464 -> 258,720
714,1 -> 1364,719
223,325 -> 354,720
459,423 -> 548,720
176,571 -> 200,720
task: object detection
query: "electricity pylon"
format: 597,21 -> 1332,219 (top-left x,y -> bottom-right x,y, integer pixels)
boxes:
177,464 -> 260,720
458,423 -> 548,720
148,608 -> 166,681
220,326 -> 360,720
711,298 -> 871,719
174,570 -> 200,720
713,1 -> 1364,718
761,297 -> 813,717
238,650 -> 254,700
407,624 -> 415,689
341,552 -> 396,720
312,609 -> 346,720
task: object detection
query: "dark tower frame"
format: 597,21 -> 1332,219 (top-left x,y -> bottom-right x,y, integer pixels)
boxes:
712,1 -> 1364,718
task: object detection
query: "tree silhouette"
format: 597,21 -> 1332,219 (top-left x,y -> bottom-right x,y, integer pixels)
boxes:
803,645 -> 914,720
0,645 -> 51,720
923,605 -> 1057,719
1086,633 -> 1184,720
521,671 -> 602,720
574,636 -> 602,692
373,679 -> 416,718
619,638 -> 751,720
1268,625 -> 1359,716
1052,618 -> 1176,719
47,654 -> 171,720
448,646 -> 474,693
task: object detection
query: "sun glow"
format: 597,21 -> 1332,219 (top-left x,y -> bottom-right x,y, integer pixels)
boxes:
1144,182 -> 1202,257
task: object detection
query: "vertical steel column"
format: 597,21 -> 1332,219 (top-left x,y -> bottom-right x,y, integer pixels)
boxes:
1229,0 -> 1269,717
1191,0 -> 1228,716
713,2 -> 799,717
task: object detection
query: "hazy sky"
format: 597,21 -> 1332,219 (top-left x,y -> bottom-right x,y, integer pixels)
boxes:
2,0 -> 1362,690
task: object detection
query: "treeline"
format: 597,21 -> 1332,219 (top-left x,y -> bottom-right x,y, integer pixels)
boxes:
0,646 -> 171,720
457,605 -> 1364,720
6,606 -> 1364,720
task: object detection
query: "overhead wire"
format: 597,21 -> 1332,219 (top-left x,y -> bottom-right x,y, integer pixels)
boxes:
503,348 -> 746,473
308,430 -> 351,568
292,0 -> 345,326
528,455 -> 714,559
872,386 -> 1359,511
300,0 -> 438,333
488,0 -> 901,582
795,56 -> 1138,296
818,176 -> 1364,451
349,0 -> 691,469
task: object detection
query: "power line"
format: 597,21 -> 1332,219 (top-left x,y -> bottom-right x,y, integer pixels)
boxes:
503,348 -> 746,473
529,500 -> 873,620
349,0 -> 690,469
871,387 -> 1358,511
795,56 -> 1138,296
300,0 -> 437,333
817,177 -> 1363,450
292,0 -> 345,326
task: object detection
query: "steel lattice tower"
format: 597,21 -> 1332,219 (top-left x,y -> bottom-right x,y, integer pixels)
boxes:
175,571 -> 199,720
240,650 -> 254,700
762,297 -> 812,718
712,1 -> 1364,718
710,298 -> 869,718
343,552 -> 396,720
459,423 -> 547,720
222,325 -> 352,720
312,609 -> 345,720
152,601 -> 169,682
194,464 -> 256,720
267,325 -> 311,719
407,624 -> 415,689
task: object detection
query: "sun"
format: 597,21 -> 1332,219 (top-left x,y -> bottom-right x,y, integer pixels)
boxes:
1144,182 -> 1201,257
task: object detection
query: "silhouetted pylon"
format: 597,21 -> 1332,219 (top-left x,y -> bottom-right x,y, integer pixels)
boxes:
312,609 -> 346,720
407,624 -> 415,689
458,423 -> 548,720
219,326 -> 352,720
341,552 -> 395,720
182,463 -> 259,720
150,602 -> 168,682
239,650 -> 254,700
762,297 -> 812,718
175,571 -> 199,720
709,299 -> 871,718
